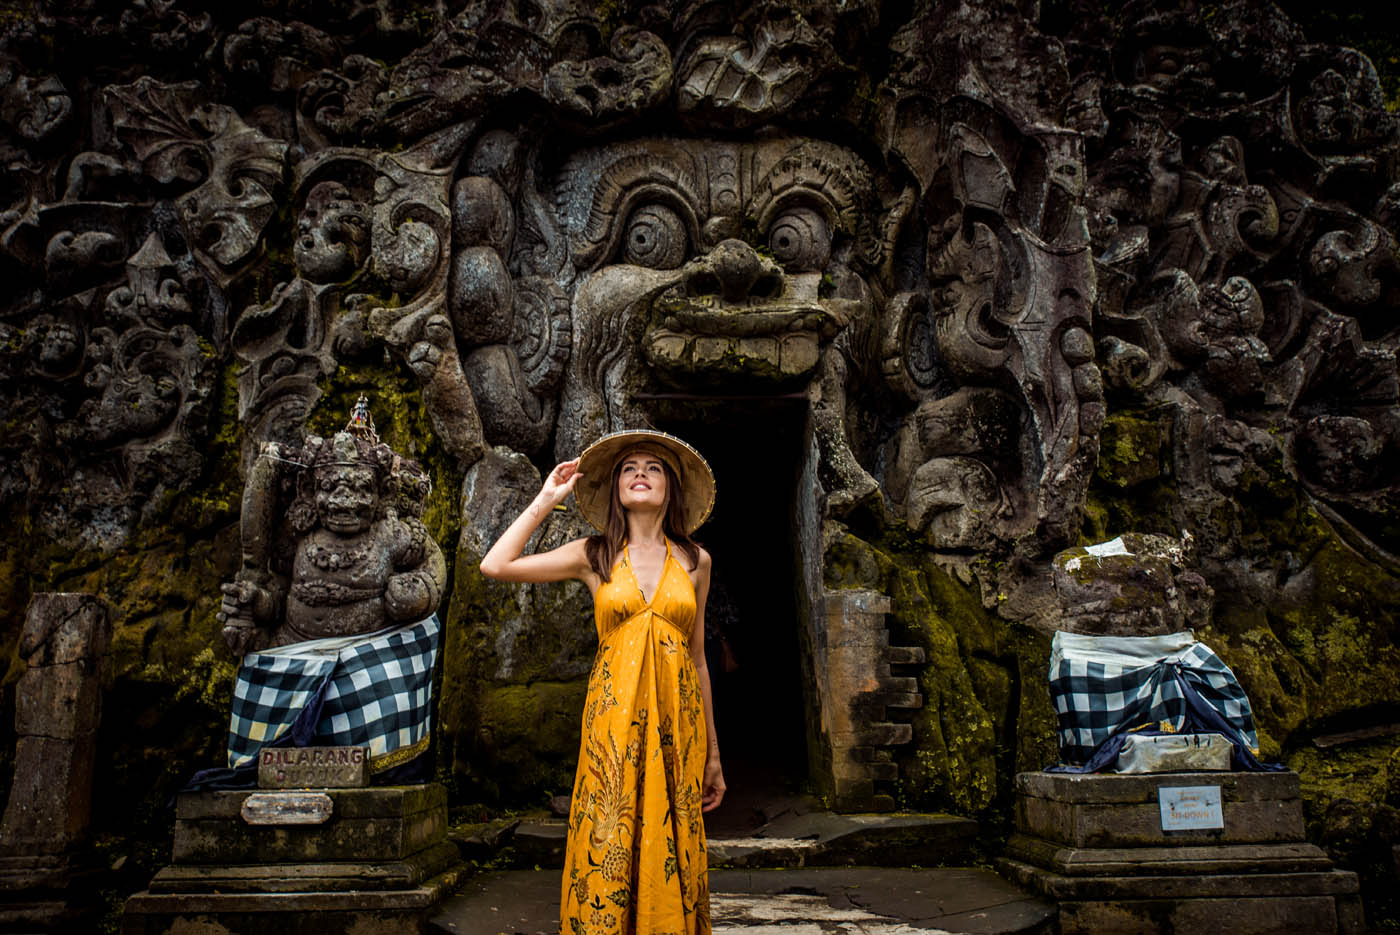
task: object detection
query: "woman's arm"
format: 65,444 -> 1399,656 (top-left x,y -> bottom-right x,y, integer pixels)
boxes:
691,548 -> 726,812
479,459 -> 596,587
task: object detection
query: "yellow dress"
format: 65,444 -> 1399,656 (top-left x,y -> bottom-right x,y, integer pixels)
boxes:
561,540 -> 710,935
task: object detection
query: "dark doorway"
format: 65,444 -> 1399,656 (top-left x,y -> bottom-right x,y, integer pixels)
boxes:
654,400 -> 810,835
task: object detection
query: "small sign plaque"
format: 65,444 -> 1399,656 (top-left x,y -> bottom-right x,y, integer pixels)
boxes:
258,746 -> 370,789
1159,784 -> 1225,831
241,792 -> 334,825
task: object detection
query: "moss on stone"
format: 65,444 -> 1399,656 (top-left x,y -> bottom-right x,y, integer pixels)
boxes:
438,529 -> 595,805
822,524 -> 1056,832
309,361 -> 459,547
1096,411 -> 1168,489
1287,736 -> 1400,924
468,680 -> 589,803
1085,404 -> 1400,925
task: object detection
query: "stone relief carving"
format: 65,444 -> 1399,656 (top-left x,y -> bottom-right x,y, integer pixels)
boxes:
106,78 -> 288,286
0,0 -> 1398,872
1,229 -> 214,552
0,0 -> 1389,592
1064,0 -> 1400,576
549,136 -> 886,511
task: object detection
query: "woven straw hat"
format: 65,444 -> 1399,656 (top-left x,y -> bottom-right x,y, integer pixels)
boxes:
574,429 -> 716,535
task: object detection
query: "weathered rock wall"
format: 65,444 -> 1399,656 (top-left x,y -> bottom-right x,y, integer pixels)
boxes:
0,0 -> 1397,925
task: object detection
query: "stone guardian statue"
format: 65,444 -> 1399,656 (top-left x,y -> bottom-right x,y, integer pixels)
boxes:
218,396 -> 446,654
211,396 -> 447,776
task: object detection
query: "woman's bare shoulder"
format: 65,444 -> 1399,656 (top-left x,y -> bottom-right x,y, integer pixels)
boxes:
563,536 -> 601,587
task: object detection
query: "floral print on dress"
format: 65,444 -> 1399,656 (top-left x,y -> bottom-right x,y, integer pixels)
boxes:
560,540 -> 710,935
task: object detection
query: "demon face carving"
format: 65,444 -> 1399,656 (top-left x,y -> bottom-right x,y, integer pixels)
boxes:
551,137 -> 882,490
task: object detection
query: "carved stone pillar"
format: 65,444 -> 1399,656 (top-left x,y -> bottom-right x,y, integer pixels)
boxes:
816,590 -> 925,811
0,592 -> 112,927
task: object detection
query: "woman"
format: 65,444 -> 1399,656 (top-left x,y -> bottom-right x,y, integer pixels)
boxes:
479,429 -> 725,935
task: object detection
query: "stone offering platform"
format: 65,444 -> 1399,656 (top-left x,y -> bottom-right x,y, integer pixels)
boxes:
998,770 -> 1364,935
122,784 -> 465,935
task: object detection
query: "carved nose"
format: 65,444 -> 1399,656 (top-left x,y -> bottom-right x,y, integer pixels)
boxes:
694,239 -> 776,303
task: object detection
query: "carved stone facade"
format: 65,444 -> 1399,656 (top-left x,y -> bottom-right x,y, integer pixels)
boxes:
1,0 -> 1398,922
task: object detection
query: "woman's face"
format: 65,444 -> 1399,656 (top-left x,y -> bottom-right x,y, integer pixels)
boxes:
616,451 -> 668,513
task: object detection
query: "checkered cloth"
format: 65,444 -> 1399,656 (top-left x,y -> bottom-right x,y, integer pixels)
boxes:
1049,630 -> 1259,767
227,616 -> 439,771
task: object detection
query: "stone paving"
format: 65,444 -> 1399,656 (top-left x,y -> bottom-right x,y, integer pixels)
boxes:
428,867 -> 1056,935
439,797 -> 1054,934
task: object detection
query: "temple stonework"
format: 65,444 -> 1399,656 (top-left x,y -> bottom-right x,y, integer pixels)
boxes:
1,0 -> 1398,925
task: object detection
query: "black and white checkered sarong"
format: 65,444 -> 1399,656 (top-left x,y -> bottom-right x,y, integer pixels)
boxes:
227,616 -> 439,771
1049,630 -> 1259,766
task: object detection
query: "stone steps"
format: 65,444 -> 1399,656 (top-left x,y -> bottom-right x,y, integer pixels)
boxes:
708,811 -> 978,869
451,808 -> 979,872
427,867 -> 1056,935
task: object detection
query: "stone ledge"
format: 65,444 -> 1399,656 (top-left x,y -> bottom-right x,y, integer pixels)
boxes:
148,841 -> 461,894
1014,770 -> 1300,804
1056,895 -> 1359,935
822,590 -> 892,616
506,820 -> 568,869
0,899 -> 78,932
885,645 -> 926,665
0,854 -> 68,884
1017,794 -> 1304,848
1005,834 -> 1337,876
122,865 -> 467,935
175,784 -> 445,821
710,812 -> 978,869
998,857 -> 1360,901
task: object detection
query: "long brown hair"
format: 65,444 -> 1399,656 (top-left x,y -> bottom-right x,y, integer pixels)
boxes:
585,455 -> 700,582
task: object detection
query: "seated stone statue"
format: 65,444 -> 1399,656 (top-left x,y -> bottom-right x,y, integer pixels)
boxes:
218,396 -> 445,653
210,397 -> 447,777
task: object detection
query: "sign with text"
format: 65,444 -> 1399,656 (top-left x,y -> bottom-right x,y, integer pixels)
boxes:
1158,784 -> 1225,831
241,792 -> 333,825
258,746 -> 370,789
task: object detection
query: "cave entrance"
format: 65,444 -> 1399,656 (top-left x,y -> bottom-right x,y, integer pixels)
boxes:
653,399 -> 811,833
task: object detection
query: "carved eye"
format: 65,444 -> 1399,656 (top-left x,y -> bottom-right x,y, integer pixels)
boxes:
622,204 -> 687,269
768,207 -> 831,272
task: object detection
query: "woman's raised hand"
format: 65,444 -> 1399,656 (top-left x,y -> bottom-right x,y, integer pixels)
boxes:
479,457 -> 592,584
539,458 -> 583,508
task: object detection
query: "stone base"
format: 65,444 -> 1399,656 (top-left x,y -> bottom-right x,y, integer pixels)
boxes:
147,840 -> 462,893
1001,771 -> 1364,935
123,866 -> 466,935
999,858 -> 1364,934
0,854 -> 106,932
172,785 -> 447,863
0,854 -> 71,892
0,898 -> 72,933
122,784 -> 465,935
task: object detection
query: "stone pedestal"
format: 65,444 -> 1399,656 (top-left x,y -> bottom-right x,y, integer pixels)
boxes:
122,785 -> 465,935
998,771 -> 1364,935
0,592 -> 111,931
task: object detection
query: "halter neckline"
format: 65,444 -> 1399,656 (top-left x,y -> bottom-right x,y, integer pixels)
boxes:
624,539 -> 672,607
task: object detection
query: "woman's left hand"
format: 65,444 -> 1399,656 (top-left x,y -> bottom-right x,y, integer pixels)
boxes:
702,757 -> 726,812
